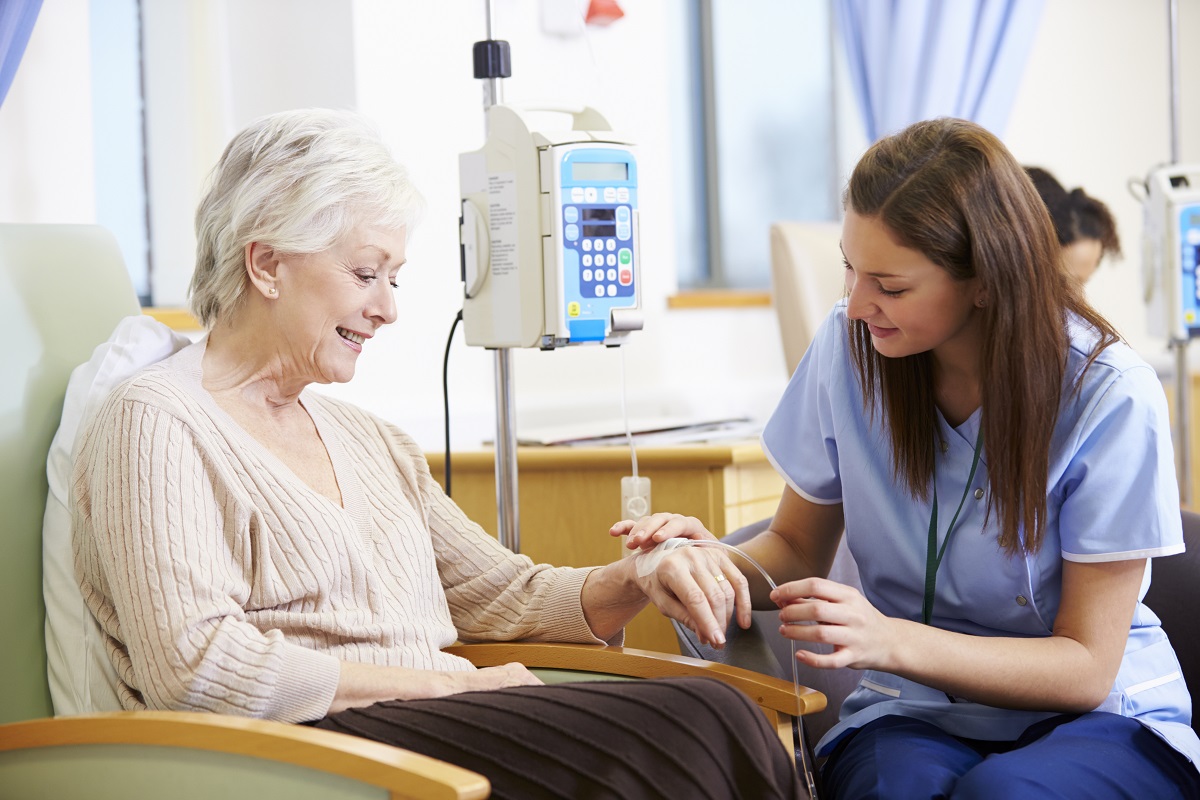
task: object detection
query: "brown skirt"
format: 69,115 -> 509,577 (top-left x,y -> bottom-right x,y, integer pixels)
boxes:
313,675 -> 802,800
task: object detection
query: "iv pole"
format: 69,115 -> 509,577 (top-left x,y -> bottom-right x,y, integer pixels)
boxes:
473,0 -> 521,552
1167,0 -> 1191,505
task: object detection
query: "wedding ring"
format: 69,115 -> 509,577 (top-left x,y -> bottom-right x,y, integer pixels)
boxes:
713,573 -> 726,583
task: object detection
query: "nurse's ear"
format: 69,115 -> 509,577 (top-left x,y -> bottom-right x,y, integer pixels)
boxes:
974,288 -> 987,309
246,242 -> 281,299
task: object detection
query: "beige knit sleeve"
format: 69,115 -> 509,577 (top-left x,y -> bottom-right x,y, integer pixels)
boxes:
383,427 -> 617,646
73,394 -> 341,721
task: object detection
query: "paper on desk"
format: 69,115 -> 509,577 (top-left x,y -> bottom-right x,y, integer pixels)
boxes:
513,416 -> 760,447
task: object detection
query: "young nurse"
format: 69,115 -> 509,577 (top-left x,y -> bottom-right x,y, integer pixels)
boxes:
619,118 -> 1200,798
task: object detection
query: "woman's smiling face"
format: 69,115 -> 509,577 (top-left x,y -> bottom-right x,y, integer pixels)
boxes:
268,224 -> 407,386
841,209 -> 983,364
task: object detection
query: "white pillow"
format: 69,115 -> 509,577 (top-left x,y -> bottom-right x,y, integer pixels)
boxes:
43,314 -> 192,715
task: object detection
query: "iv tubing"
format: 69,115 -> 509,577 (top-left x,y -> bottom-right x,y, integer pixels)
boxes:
620,346 -> 639,478
686,538 -> 821,800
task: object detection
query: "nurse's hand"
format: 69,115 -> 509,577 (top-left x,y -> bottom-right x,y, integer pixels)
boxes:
771,578 -> 899,672
610,512 -> 717,552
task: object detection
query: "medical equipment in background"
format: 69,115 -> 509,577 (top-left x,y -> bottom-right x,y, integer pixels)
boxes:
1141,165 -> 1200,343
459,1 -> 646,552
1136,0 -> 1194,503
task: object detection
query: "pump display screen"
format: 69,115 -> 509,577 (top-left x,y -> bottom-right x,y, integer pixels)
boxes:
583,208 -> 616,221
572,162 -> 628,182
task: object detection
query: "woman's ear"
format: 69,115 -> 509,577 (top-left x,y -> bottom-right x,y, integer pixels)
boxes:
245,242 -> 280,299
974,284 -> 988,309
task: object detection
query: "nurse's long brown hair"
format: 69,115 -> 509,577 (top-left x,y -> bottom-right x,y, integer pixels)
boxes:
845,118 -> 1119,555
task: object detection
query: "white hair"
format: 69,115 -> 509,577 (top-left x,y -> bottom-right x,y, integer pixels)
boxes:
189,108 -> 424,327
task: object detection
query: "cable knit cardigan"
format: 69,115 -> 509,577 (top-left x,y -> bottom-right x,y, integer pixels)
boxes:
72,341 -> 610,723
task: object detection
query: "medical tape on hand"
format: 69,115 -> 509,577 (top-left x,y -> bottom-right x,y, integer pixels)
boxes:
633,537 -> 695,577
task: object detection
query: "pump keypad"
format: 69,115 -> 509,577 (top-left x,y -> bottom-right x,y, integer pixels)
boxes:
563,202 -> 634,299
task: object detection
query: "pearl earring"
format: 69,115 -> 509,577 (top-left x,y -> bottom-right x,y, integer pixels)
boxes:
268,287 -> 277,296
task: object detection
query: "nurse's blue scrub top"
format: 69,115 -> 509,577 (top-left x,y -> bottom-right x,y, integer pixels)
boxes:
761,303 -> 1199,769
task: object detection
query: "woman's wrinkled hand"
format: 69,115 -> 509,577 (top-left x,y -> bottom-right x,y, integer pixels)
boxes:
609,513 -> 752,648
771,578 -> 898,672
439,662 -> 543,696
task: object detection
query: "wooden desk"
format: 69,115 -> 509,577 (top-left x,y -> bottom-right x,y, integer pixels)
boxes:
1164,373 -> 1200,511
426,442 -> 784,654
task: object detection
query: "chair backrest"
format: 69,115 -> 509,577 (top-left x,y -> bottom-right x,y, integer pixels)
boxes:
768,221 -> 845,376
0,224 -> 139,724
1144,510 -> 1200,732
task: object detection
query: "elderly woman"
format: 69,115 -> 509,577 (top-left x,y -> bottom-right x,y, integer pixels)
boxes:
71,109 -> 799,799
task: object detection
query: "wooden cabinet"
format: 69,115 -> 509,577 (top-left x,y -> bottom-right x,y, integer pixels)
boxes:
426,442 -> 784,654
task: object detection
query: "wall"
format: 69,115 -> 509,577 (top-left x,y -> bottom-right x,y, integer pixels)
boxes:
139,0 -> 359,307
324,0 -> 789,450
0,0 -> 94,225
3,0 -> 1199,452
1004,0 -> 1200,363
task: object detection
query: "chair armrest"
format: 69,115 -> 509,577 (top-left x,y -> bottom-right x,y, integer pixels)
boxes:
0,711 -> 489,800
446,642 -> 827,717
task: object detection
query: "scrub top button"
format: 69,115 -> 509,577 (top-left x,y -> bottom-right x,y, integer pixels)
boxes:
1015,595 -> 1028,606
973,488 -> 984,500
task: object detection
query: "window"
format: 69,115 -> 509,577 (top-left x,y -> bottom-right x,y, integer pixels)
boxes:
672,0 -> 839,290
90,0 -> 151,305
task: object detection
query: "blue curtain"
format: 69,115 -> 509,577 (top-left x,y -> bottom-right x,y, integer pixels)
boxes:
835,0 -> 1044,142
0,0 -> 43,108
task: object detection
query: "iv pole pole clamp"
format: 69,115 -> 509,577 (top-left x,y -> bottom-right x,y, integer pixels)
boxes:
1167,0 -> 1191,506
474,0 -> 520,552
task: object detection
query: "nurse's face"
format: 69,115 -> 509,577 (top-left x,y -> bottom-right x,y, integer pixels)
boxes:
842,210 -> 983,365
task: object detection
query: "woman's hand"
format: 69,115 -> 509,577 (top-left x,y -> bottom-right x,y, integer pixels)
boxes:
331,660 -> 543,713
771,577 -> 900,672
632,538 -> 752,648
610,512 -> 719,552
436,662 -> 543,696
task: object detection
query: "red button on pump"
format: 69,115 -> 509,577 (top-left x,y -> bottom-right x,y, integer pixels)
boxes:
619,269 -> 632,285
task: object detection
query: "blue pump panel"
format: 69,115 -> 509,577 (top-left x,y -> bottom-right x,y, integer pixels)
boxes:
1182,204 -> 1200,337
557,147 -> 637,343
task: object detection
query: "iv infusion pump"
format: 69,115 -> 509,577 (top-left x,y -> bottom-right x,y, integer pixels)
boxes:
1142,163 -> 1200,340
459,104 -> 643,349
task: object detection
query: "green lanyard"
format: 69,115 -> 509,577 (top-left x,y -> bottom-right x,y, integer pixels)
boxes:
922,429 -> 984,626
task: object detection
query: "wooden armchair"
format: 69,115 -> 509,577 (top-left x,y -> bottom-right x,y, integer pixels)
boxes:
0,223 -> 823,799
